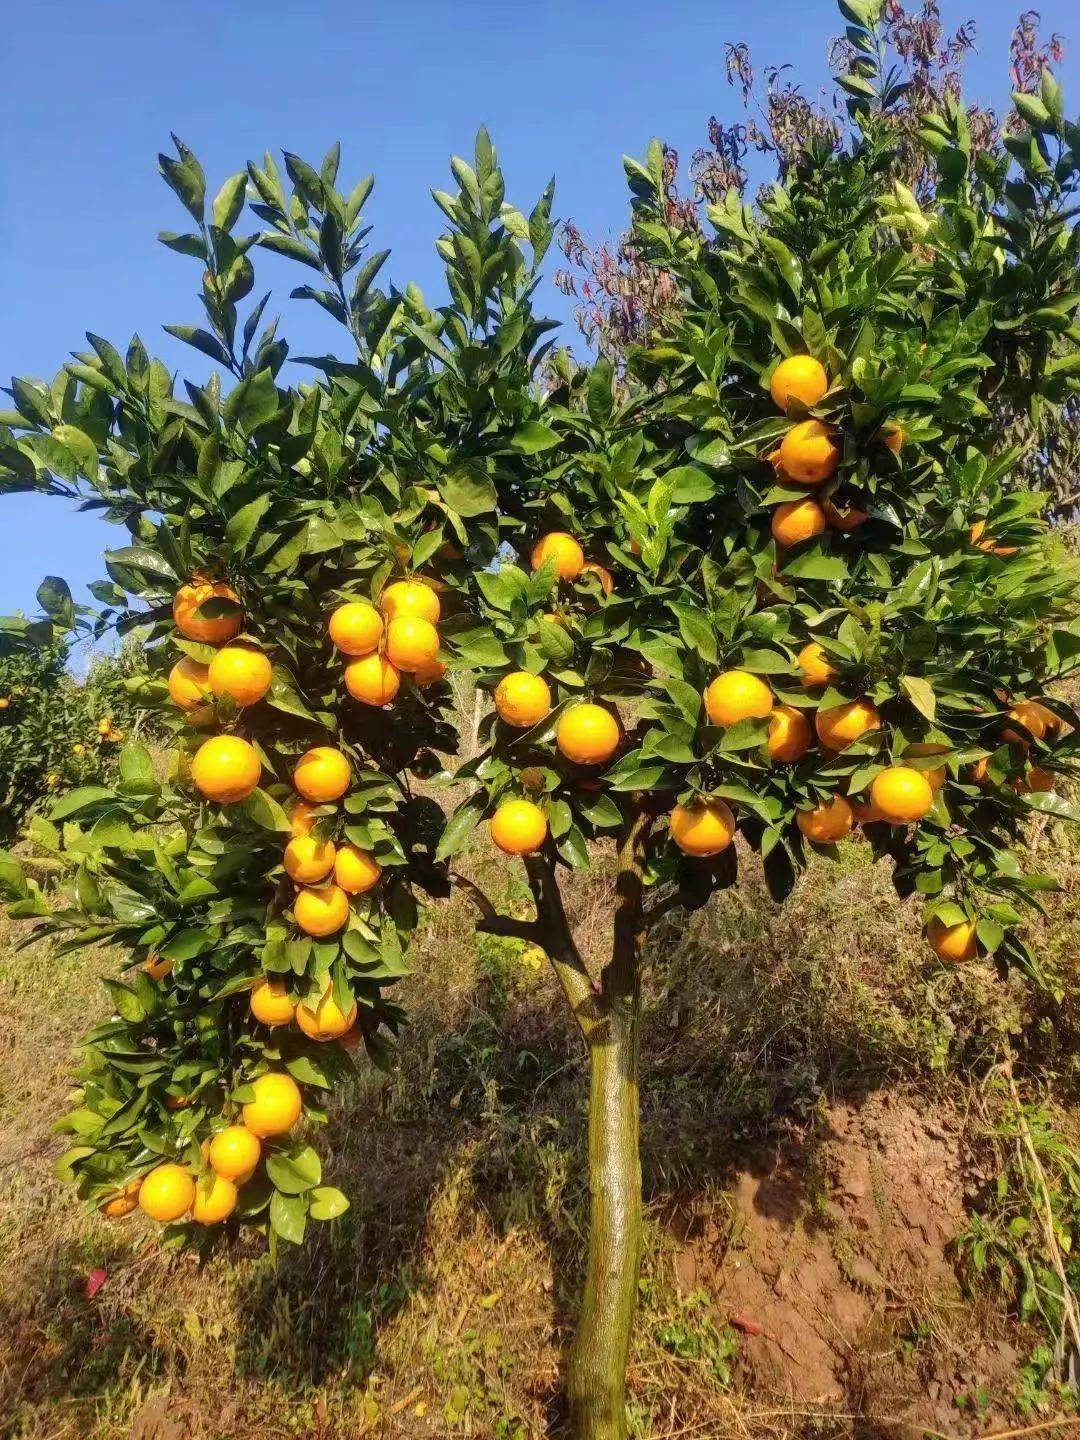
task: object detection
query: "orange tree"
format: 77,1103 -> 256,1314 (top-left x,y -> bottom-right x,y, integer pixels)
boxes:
3,4 -> 1080,1433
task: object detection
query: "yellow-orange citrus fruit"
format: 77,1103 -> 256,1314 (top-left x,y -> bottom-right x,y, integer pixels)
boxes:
704,670 -> 774,727
172,577 -> 242,645
904,742 -> 949,792
249,978 -> 295,1027
669,799 -> 736,857
0,698 -> 8,710
771,497 -> 826,547
580,561 -> 614,595
1002,700 -> 1048,744
385,615 -> 440,673
797,642 -> 839,688
208,1126 -> 261,1182
495,671 -> 552,729
294,885 -> 350,937
191,1172 -> 238,1225
328,600 -> 384,656
297,984 -> 357,1042
777,420 -> 840,485
796,795 -> 853,844
870,765 -> 935,823
815,699 -> 882,752
293,746 -> 351,803
344,653 -> 401,707
138,1163 -> 196,1222
531,532 -> 585,581
1029,701 -> 1061,734
191,735 -> 261,804
490,799 -> 548,856
168,658 -> 212,711
881,422 -> 905,454
101,1179 -> 141,1218
768,705 -> 811,763
242,1072 -> 302,1138
144,954 -> 173,981
334,844 -> 382,894
380,579 -> 441,624
287,799 -> 317,838
207,645 -> 272,707
927,916 -> 977,963
413,659 -> 447,688
822,497 -> 869,532
851,800 -> 886,825
770,354 -> 829,412
556,703 -> 621,766
284,834 -> 337,884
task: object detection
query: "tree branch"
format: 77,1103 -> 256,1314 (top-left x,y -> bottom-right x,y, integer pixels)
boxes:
603,800 -> 652,1004
524,854 -> 601,1040
449,873 -> 543,943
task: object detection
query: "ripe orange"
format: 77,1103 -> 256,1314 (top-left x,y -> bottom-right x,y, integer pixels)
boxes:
334,845 -> 382,894
380,579 -> 441,624
413,659 -> 447,688
191,1172 -> 238,1225
287,799 -> 318,838
777,420 -> 840,485
208,1126 -> 261,1183
172,577 -> 242,645
1028,701 -> 1061,734
138,1163 -> 196,1222
555,703 -> 621,766
851,800 -> 886,825
167,657 -> 213,712
903,742 -> 949,792
284,834 -> 337,884
531,532 -> 585,581
344,653 -> 401,706
191,735 -> 261,803
0,697 -> 8,710
796,795 -> 853,844
249,978 -> 295,1027
768,705 -> 811,762
294,885 -> 350,937
143,954 -> 173,982
927,916 -> 977,963
822,497 -> 868,532
490,799 -> 548,856
580,561 -> 614,595
101,1179 -> 141,1219
242,1072 -> 303,1138
881,422 -> 905,454
704,670 -> 774,727
293,746 -> 351,803
297,983 -> 357,1042
207,645 -> 272,707
328,600 -> 384,656
1002,700 -> 1048,744
815,699 -> 882,752
769,354 -> 829,412
495,671 -> 552,729
669,799 -> 736,857
870,766 -> 935,823
797,642 -> 839,688
385,615 -> 440,672
771,497 -> 825,547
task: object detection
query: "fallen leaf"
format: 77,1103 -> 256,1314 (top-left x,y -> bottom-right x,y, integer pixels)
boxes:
729,1310 -> 766,1337
85,1268 -> 107,1300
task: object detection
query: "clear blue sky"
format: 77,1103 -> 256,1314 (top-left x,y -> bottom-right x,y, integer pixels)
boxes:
2,0 -> 1074,622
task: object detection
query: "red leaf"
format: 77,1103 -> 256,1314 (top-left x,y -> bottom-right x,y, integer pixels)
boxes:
85,1268 -> 107,1300
728,1310 -> 766,1337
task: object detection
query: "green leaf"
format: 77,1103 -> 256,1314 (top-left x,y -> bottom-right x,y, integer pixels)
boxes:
224,368 -> 279,432
266,1144 -> 322,1194
511,420 -> 561,453
900,675 -> 937,723
440,465 -> 497,517
309,1186 -> 350,1221
269,1190 -> 308,1244
225,493 -> 272,550
435,800 -> 484,861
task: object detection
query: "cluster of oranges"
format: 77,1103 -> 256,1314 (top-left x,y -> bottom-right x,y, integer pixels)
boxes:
101,1071 -> 302,1226
328,580 -> 446,704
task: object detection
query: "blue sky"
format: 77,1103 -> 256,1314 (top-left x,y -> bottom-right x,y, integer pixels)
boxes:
2,0 -> 1075,623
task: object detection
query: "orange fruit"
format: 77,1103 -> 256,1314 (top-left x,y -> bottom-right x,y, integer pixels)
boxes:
241,1072 -> 302,1138
207,645 -> 272,707
294,885 -> 350,937
1028,701 -> 1061,734
297,983 -> 357,1042
1002,700 -> 1048,745
191,1172 -> 238,1225
167,657 -> 213,712
822,497 -> 868,532
768,705 -> 811,762
293,746 -> 351,803
870,765 -> 935,823
380,579 -> 441,624
796,795 -> 853,844
580,561 -> 614,595
531,532 -> 585,580
815,699 -> 882,752
771,497 -> 825,547
0,698 -> 8,710
769,354 -> 829,412
927,916 -> 977,963
138,1163 -> 196,1223
334,845 -> 382,894
881,422 -> 905,454
797,642 -> 839,688
669,799 -> 736,857
284,835 -> 337,884
495,671 -> 552,729
344,653 -> 401,706
287,799 -> 318,838
101,1179 -> 141,1219
172,577 -> 242,645
249,978 -> 295,1027
851,800 -> 886,825
191,735 -> 261,803
555,703 -> 621,766
777,420 -> 840,485
208,1125 -> 261,1182
385,615 -> 440,672
704,670 -> 774,727
903,742 -> 949,792
413,659 -> 447,688
143,954 -> 173,982
328,600 -> 384,656
490,799 -> 548,856
97,717 -> 112,735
